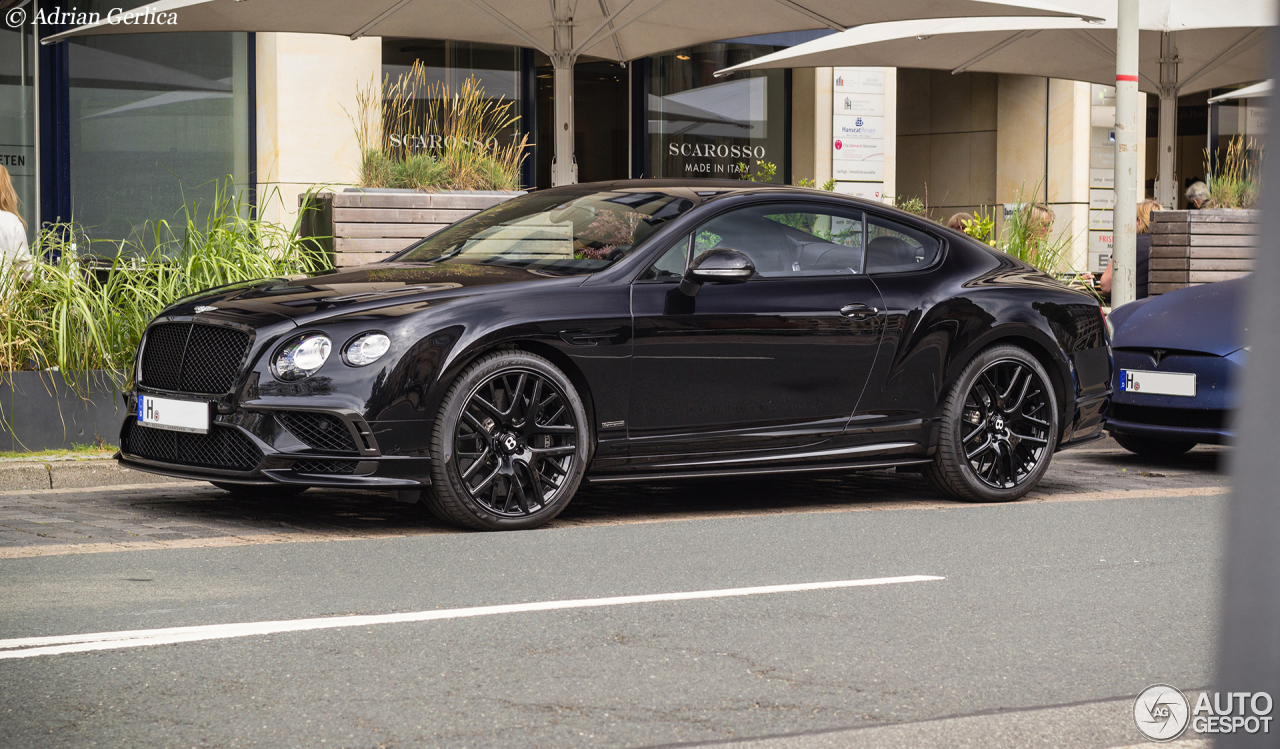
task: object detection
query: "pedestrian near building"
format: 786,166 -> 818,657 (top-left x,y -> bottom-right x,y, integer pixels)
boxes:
0,165 -> 31,284
1185,181 -> 1209,209
946,212 -> 975,232
1101,199 -> 1161,300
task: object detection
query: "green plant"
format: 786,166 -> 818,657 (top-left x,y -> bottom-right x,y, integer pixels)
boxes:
1205,135 -> 1263,209
962,211 -> 996,245
793,177 -> 837,191
895,196 -> 927,217
0,179 -> 331,396
736,160 -> 778,183
351,62 -> 529,192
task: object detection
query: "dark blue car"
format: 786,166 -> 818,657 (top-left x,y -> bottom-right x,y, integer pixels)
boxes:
1105,277 -> 1246,456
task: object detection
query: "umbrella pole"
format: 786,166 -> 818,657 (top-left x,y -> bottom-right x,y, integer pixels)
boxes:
1155,32 -> 1179,208
551,1 -> 578,186
1113,0 -> 1140,307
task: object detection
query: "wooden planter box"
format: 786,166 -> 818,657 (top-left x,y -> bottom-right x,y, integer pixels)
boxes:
1149,209 -> 1258,295
0,371 -> 128,452
300,190 -> 522,268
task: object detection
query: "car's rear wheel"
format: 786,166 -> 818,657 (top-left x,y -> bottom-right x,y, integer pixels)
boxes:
210,482 -> 307,498
925,344 -> 1059,502
425,350 -> 590,531
1112,433 -> 1196,458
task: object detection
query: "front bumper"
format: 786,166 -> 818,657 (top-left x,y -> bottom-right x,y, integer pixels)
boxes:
1104,349 -> 1239,445
118,405 -> 433,489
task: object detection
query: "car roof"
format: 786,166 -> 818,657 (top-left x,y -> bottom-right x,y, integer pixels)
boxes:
530,178 -> 920,219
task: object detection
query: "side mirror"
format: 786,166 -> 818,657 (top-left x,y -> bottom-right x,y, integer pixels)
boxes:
679,248 -> 755,297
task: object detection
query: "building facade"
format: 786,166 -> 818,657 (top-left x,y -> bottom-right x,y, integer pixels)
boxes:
2,19 -> 1259,274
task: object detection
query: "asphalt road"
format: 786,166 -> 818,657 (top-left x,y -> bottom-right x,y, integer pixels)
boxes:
0,444 -> 1227,748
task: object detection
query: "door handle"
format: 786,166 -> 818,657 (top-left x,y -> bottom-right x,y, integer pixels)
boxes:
839,303 -> 880,320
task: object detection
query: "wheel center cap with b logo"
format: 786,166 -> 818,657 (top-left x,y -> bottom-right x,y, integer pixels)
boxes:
499,433 -> 520,454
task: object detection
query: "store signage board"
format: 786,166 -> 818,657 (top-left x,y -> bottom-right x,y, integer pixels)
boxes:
833,68 -> 885,95
833,115 -> 887,141
1089,189 -> 1115,209
834,160 -> 885,181
833,93 -> 884,117
1089,168 -> 1115,189
1089,230 -> 1112,274
1089,209 -> 1113,231
834,181 -> 887,202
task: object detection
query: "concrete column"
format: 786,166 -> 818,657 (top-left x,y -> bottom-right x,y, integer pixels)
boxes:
255,33 -> 382,229
1113,0 -> 1141,307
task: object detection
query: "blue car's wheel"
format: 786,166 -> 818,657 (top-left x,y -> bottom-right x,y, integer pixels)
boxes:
1112,433 -> 1196,458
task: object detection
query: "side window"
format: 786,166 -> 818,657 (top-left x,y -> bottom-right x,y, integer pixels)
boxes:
864,215 -> 941,274
689,203 -> 865,278
638,237 -> 690,281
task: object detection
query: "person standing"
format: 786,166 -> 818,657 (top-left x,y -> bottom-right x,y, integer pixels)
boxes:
0,165 -> 31,282
1101,199 -> 1161,300
1185,181 -> 1209,209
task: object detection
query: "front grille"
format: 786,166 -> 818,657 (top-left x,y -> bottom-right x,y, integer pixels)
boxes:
276,412 -> 358,453
1110,404 -> 1228,430
292,459 -> 356,475
123,419 -> 262,471
140,322 -> 251,394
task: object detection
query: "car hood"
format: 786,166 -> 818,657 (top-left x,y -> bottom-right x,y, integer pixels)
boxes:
162,263 -> 577,327
1111,276 -> 1247,356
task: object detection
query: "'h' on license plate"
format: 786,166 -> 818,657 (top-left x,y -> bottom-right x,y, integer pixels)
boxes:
1119,369 -> 1197,397
137,395 -> 211,434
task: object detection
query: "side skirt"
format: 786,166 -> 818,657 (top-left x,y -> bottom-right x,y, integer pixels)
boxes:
585,457 -> 933,484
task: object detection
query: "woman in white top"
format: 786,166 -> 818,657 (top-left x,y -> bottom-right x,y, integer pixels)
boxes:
0,165 -> 31,281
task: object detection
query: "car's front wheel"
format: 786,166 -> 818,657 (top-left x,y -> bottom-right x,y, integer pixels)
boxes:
925,344 -> 1059,502
425,350 -> 590,530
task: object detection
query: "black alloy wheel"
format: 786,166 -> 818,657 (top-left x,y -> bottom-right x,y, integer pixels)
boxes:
427,350 -> 590,530
926,344 -> 1059,502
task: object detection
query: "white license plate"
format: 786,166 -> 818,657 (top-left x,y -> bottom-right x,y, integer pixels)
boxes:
1119,369 -> 1197,397
137,395 -> 210,434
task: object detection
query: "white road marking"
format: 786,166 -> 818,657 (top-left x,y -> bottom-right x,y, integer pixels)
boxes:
0,576 -> 943,660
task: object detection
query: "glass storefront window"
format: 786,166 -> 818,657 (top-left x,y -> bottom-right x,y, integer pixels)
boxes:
68,29 -> 251,248
382,39 -> 523,151
0,24 -> 36,242
648,43 -> 786,183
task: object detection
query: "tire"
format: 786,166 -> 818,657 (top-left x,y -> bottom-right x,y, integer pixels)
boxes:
210,482 -> 307,498
924,344 -> 1059,503
425,350 -> 590,531
1112,432 -> 1196,458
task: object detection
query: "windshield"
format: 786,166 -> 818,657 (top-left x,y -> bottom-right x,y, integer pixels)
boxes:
394,189 -> 699,275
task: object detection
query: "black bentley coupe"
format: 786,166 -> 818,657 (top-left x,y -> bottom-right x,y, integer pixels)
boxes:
120,180 -> 1111,530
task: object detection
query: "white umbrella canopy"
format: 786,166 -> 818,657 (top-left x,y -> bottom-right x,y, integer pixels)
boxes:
716,0 -> 1276,206
1208,79 -> 1273,102
43,0 -> 1098,186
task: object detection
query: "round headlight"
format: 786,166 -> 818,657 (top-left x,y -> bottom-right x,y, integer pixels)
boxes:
344,332 -> 391,367
273,333 -> 332,381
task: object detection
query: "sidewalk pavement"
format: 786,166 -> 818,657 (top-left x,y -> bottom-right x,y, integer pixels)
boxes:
0,455 -> 191,492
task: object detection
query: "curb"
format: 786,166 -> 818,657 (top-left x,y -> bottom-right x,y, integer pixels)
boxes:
0,458 -> 192,492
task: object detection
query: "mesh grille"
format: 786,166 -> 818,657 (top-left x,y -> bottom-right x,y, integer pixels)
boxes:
122,419 -> 262,471
293,459 -> 356,475
139,323 -> 251,394
1110,404 -> 1227,430
276,412 -> 358,453
139,323 -> 189,391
